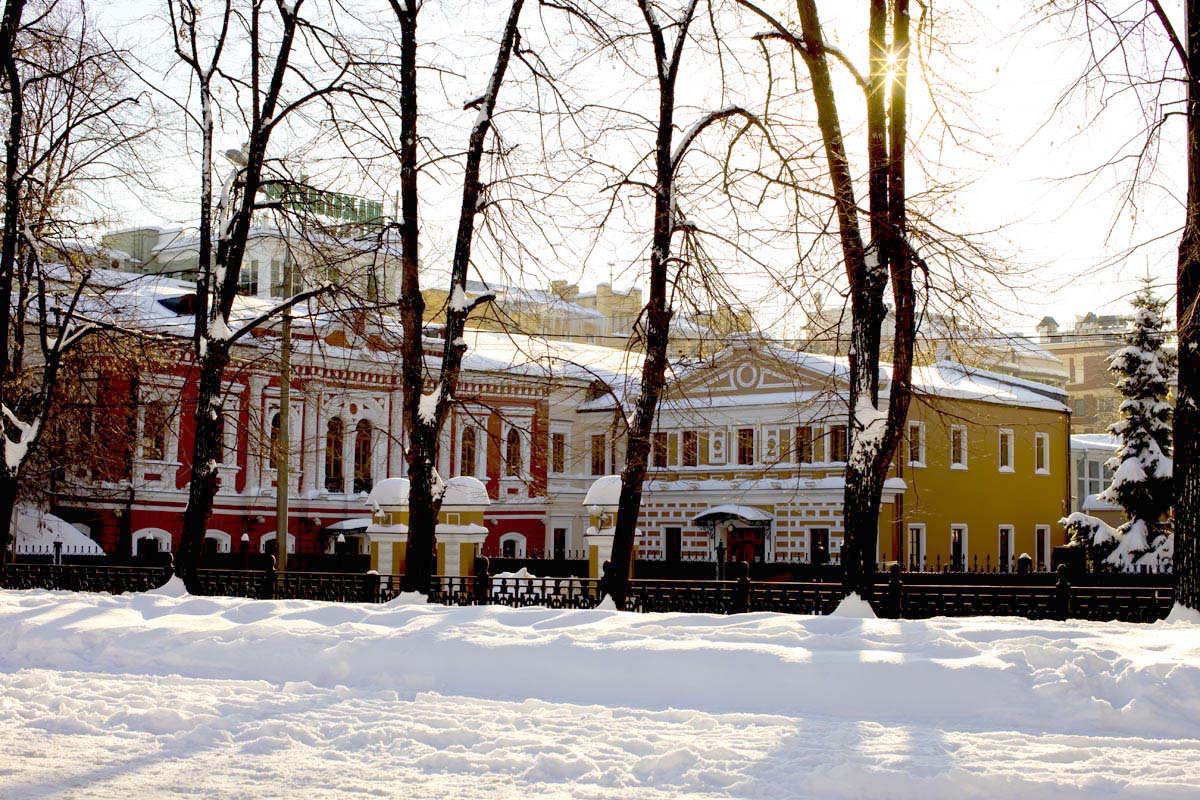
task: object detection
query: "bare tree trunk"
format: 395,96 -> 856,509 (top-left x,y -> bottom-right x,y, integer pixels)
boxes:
742,0 -> 916,601
0,0 -> 25,390
1176,0 -> 1200,610
388,0 -> 524,594
177,345 -> 229,587
173,1 -> 304,586
386,0 -> 433,593
606,0 -> 699,610
841,0 -> 913,600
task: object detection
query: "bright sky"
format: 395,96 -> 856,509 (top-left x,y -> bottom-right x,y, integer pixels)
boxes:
91,0 -> 1185,338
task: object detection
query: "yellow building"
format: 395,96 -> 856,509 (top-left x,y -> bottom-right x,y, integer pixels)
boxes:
570,341 -> 1071,573
363,476 -> 491,576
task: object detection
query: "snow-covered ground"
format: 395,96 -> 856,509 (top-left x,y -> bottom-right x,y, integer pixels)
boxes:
1,587 -> 1198,798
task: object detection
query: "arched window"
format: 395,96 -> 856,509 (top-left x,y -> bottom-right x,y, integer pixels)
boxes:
460,426 -> 477,477
353,419 -> 373,493
325,418 -> 344,491
505,427 -> 522,477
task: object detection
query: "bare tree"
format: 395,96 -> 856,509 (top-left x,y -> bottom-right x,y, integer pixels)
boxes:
735,0 -> 919,600
533,0 -> 768,608
164,0 -> 368,587
1040,0 -> 1198,610
376,0 -> 532,594
0,0 -> 148,562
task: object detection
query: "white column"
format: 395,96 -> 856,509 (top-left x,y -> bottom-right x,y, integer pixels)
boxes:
246,375 -> 268,493
301,390 -> 320,493
388,389 -> 405,477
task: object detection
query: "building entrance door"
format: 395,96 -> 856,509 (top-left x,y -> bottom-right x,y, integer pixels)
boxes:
727,526 -> 765,563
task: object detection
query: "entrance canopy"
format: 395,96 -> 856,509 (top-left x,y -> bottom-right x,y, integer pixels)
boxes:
325,517 -> 371,532
692,504 -> 772,525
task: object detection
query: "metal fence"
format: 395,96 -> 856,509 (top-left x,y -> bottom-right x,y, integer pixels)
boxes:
0,562 -> 1176,622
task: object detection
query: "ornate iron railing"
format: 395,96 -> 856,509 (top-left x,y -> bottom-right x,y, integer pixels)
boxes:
0,563 -> 1177,622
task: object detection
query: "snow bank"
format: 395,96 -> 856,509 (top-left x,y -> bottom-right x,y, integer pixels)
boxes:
2,589 -> 1200,741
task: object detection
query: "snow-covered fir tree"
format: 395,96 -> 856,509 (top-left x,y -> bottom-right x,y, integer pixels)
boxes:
1096,281 -> 1175,571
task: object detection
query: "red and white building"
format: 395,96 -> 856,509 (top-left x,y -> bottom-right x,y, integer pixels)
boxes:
50,270 -> 642,562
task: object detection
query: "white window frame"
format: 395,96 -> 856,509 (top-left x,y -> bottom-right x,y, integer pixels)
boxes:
1035,524 -> 1051,571
950,524 -> 969,570
1034,432 -> 1051,475
204,529 -> 232,554
997,524 -> 1014,571
259,531 -> 297,555
906,523 -> 926,570
997,428 -> 1014,473
549,429 -> 570,475
499,532 -> 527,558
950,425 -> 968,470
906,421 -> 926,468
131,527 -> 172,555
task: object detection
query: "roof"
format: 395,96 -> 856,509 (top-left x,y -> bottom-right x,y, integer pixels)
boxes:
367,477 -> 410,508
1072,433 -> 1120,454
692,504 -> 772,524
443,476 -> 490,507
583,475 -> 623,507
14,508 -> 105,555
910,361 -> 1069,412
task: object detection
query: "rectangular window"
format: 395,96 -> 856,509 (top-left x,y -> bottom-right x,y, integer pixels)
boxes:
795,425 -> 815,464
737,428 -> 754,465
238,259 -> 259,296
140,400 -> 170,461
652,431 -> 668,468
906,524 -> 925,571
830,425 -> 848,463
665,526 -> 682,563
950,425 -> 968,469
1035,433 -> 1050,474
950,524 -> 968,571
907,421 -> 925,467
998,429 -> 1014,472
551,432 -> 565,474
809,528 -> 830,566
590,434 -> 606,476
460,426 -> 478,477
998,525 -> 1013,572
682,430 -> 698,467
1036,525 -> 1051,571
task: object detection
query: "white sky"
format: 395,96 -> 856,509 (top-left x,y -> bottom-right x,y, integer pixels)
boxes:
89,0 -> 1186,337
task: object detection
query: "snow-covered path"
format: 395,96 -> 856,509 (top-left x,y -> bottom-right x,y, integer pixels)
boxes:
1,588 -> 1198,799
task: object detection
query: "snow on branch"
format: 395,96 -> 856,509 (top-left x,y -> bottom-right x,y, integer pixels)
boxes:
671,106 -> 762,173
1,404 -> 41,472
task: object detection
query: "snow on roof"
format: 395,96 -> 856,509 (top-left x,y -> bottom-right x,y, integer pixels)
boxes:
583,475 -> 623,507
1072,433 -> 1120,454
442,476 -> 490,507
910,361 -> 1069,411
367,477 -> 410,508
692,504 -> 772,524
460,329 -> 643,384
14,508 -> 104,555
463,280 -> 605,319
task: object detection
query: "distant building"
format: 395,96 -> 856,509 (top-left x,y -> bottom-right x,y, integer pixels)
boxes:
101,225 -> 396,304
1035,313 -> 1131,434
424,279 -> 752,356
804,302 -> 1069,387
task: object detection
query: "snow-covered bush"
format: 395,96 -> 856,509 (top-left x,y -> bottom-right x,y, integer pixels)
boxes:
1061,511 -> 1120,571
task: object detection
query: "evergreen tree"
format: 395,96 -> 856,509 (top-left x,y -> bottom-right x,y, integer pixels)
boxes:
1098,280 -> 1175,571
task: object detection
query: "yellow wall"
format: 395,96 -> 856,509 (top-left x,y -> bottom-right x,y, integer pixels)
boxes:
897,398 -> 1070,570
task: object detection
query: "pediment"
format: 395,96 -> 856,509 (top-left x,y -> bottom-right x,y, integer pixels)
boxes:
669,346 -> 841,402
